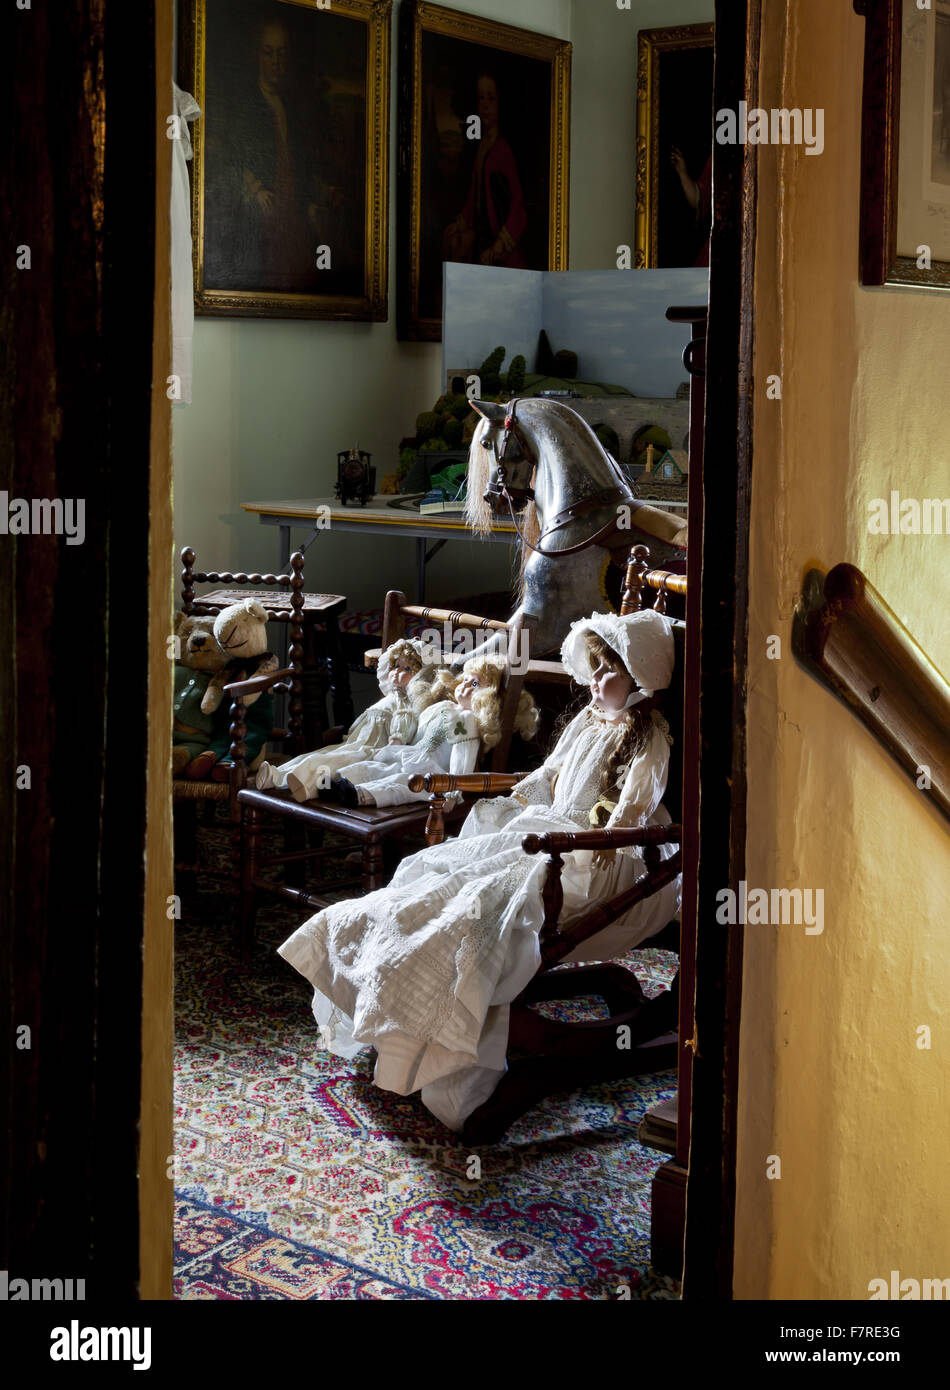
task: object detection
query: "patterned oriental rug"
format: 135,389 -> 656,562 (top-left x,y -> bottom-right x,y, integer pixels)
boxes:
174,810 -> 682,1300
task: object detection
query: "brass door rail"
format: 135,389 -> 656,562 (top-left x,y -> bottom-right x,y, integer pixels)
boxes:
793,564 -> 950,824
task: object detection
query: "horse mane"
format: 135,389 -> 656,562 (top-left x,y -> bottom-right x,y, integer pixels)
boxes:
463,419 -> 494,536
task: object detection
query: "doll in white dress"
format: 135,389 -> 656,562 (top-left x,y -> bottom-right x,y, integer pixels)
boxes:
277,608 -> 681,1133
255,638 -> 443,802
327,656 -> 539,808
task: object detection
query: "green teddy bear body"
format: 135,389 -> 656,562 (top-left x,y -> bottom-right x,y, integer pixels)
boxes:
173,664 -> 218,763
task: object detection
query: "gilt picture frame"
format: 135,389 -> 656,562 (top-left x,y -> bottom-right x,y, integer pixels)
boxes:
634,23 -> 715,269
397,0 -> 571,341
856,0 -> 950,289
180,0 -> 391,321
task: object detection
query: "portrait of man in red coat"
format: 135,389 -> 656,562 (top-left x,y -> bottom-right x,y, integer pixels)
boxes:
415,34 -> 555,325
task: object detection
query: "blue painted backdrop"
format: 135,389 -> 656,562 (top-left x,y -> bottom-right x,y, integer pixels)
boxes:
443,264 -> 709,398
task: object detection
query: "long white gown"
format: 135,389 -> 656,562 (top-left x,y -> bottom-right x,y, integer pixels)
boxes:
278,701 -> 681,1131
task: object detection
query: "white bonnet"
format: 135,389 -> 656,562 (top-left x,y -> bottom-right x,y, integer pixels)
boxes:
377,637 -> 430,692
560,608 -> 675,696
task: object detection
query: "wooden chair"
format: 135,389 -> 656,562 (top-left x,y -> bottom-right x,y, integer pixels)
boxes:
181,545 -> 352,745
235,595 -> 538,961
410,547 -> 686,1143
172,551 -> 311,906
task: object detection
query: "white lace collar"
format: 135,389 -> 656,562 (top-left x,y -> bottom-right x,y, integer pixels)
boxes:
587,688 -> 646,725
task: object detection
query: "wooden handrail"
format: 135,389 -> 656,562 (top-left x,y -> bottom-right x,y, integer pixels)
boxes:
793,564 -> 950,824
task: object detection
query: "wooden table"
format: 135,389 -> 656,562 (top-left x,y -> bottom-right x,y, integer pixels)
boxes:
242,496 -> 518,603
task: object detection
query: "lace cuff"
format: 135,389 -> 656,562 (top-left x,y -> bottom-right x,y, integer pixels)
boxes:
510,765 -> 555,806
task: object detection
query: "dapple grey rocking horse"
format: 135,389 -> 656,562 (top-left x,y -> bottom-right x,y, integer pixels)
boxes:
463,396 -> 688,658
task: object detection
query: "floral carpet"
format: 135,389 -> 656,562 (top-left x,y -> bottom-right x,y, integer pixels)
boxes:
174,811 -> 681,1300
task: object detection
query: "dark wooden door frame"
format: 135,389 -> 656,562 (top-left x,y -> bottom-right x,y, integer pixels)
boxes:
681,0 -> 759,1298
1,0 -> 159,1294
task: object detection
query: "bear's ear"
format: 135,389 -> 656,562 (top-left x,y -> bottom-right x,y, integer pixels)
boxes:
173,610 -> 190,636
245,599 -> 267,623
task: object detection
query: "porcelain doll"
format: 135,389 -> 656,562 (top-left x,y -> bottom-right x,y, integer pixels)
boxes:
327,655 -> 539,808
254,638 -> 443,801
277,607 -> 681,1133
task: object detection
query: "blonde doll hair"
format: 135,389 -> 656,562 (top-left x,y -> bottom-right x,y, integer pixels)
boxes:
430,656 -> 539,752
379,638 -> 452,714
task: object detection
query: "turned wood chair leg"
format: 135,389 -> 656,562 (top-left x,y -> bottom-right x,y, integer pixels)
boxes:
239,805 -> 262,962
324,614 -> 354,728
284,817 -> 307,891
362,840 -> 385,894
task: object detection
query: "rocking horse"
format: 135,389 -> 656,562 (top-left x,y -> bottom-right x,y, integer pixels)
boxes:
463,397 -> 688,658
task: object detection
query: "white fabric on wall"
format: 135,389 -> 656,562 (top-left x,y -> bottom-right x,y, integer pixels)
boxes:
170,82 -> 201,405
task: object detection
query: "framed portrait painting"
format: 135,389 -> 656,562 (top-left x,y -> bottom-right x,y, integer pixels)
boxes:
180,0 -> 390,320
634,23 -> 715,269
397,0 -> 571,341
857,0 -> 950,288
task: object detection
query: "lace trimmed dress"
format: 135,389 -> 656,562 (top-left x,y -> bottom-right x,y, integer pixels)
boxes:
327,699 -> 480,807
278,703 -> 681,1131
255,686 -> 420,801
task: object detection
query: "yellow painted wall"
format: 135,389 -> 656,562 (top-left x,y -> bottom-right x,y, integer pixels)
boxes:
734,0 -> 950,1299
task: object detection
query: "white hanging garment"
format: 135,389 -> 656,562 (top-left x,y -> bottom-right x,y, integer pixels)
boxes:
170,83 -> 201,405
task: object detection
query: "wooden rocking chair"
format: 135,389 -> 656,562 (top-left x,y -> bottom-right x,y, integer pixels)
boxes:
410,547 -> 687,1143
235,593 -> 538,961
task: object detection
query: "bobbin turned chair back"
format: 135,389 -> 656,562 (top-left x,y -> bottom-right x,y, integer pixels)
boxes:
180,545 -> 307,757
379,589 -> 536,774
620,543 -> 687,824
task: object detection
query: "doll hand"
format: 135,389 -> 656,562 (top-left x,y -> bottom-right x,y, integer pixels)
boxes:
591,848 -> 616,871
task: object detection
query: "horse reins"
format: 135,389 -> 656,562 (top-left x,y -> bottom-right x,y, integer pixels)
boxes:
487,397 -> 630,558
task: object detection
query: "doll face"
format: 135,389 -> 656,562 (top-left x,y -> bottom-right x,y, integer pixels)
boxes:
389,657 -> 416,690
589,656 -> 635,714
454,667 -> 488,711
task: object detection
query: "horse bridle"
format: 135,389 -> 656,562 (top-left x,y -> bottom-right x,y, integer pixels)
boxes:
482,397 -> 630,558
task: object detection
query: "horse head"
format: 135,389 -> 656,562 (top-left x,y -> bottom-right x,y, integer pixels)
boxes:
464,396 -> 628,537
460,396 -> 688,658
465,399 -> 538,524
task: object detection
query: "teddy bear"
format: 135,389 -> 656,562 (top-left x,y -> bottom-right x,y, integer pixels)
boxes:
182,597 -> 279,781
172,611 -> 230,776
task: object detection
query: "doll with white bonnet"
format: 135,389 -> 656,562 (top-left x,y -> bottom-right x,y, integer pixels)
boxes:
277,608 -> 680,1134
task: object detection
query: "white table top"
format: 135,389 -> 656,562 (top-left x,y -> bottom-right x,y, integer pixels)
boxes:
242,496 -> 518,534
